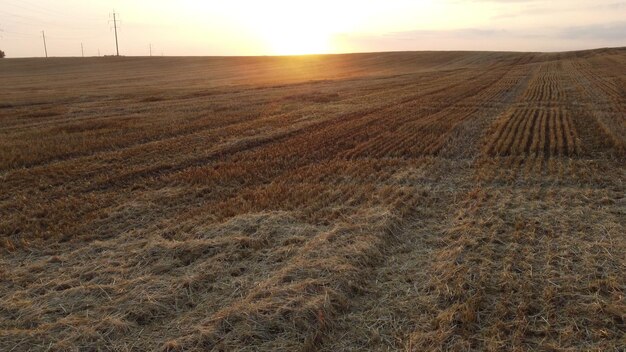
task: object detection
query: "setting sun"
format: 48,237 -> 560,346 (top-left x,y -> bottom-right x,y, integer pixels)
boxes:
260,25 -> 332,55
231,0 -> 358,55
251,8 -> 335,55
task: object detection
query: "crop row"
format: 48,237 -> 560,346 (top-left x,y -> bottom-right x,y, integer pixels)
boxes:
486,108 -> 579,157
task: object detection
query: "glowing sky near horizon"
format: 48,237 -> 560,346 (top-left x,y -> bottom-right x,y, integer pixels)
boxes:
0,0 -> 624,57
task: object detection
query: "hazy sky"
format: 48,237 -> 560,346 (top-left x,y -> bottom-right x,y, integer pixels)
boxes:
1,0 -> 625,57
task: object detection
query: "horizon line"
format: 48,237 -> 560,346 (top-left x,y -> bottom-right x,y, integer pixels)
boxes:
3,46 -> 625,60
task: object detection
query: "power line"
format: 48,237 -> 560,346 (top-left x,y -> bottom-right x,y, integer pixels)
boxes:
1,28 -> 107,41
5,1 -> 66,17
11,0 -> 71,15
1,29 -> 39,38
45,33 -> 107,41
1,9 -> 137,57
4,0 -> 101,21
0,9 -> 98,29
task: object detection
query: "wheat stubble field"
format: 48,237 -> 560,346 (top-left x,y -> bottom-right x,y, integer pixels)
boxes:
0,49 -> 624,351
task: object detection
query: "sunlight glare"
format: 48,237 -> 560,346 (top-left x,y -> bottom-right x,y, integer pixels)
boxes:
229,0 -> 361,55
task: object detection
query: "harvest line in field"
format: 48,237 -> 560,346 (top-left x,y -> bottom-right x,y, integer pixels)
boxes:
0,48 -> 624,351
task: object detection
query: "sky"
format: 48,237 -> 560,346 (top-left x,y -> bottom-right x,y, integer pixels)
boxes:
0,0 -> 625,57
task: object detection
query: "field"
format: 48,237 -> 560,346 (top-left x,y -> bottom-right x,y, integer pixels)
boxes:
0,49 -> 624,351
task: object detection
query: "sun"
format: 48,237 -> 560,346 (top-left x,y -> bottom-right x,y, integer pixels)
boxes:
234,1 -> 352,55
253,8 -> 336,55
197,0 -> 366,55
260,27 -> 332,55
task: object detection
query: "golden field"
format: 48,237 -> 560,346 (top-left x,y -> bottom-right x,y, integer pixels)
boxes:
0,49 -> 624,351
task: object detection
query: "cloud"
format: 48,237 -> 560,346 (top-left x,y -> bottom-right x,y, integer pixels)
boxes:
449,0 -> 540,2
333,21 -> 625,53
601,1 -> 626,10
490,1 -> 626,20
558,22 -> 626,40
384,21 -> 626,42
383,28 -> 541,41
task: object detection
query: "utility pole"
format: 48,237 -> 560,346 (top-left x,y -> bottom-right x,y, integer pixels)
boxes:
112,11 -> 120,56
98,48 -> 100,57
42,30 -> 48,58
149,43 -> 152,57
81,43 -> 84,57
